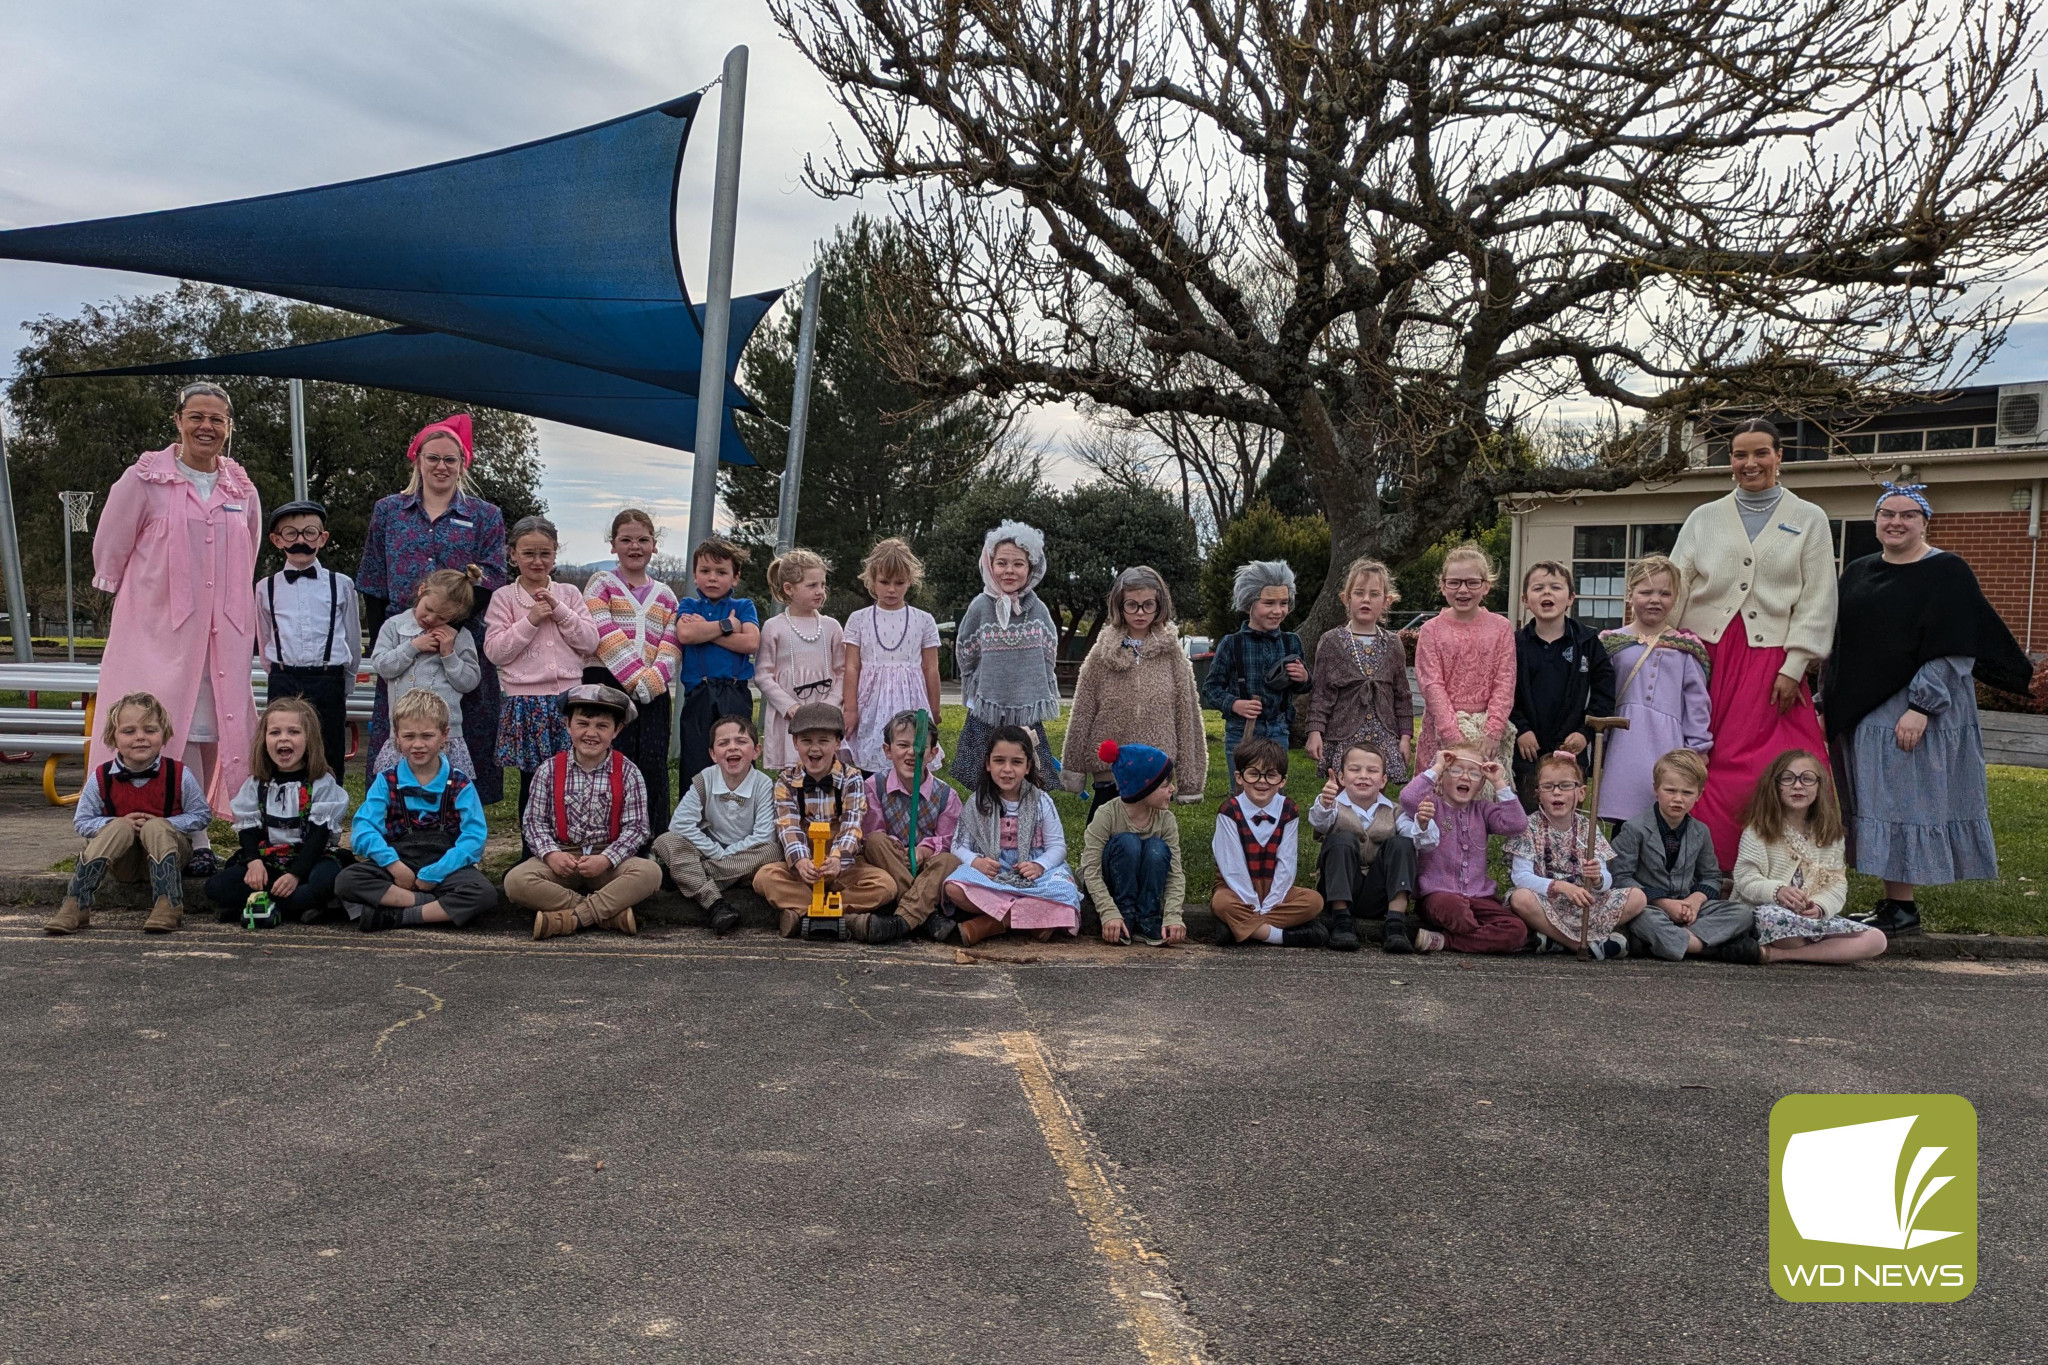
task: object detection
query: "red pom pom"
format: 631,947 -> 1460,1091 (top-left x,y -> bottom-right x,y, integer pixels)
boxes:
1098,740 -> 1121,764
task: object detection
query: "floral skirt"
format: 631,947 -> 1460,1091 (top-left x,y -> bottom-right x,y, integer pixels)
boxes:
496,692 -> 570,772
1534,887 -> 1637,943
1752,905 -> 1871,947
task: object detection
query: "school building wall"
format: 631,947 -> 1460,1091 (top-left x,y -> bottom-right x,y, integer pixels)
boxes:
1507,447 -> 2048,654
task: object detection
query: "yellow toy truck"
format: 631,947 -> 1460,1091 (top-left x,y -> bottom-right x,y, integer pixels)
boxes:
800,819 -> 847,940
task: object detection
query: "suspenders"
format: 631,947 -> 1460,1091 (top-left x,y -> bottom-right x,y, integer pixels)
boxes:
267,568 -> 341,667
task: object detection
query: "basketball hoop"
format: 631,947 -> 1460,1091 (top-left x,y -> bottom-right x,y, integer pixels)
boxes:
59,491 -> 93,533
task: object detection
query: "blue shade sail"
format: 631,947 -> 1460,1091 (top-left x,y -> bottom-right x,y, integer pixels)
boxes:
0,95 -> 723,391
54,290 -> 784,464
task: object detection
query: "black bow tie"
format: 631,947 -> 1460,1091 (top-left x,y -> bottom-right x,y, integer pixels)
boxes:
113,767 -> 158,784
283,567 -> 319,583
1250,812 -> 1276,827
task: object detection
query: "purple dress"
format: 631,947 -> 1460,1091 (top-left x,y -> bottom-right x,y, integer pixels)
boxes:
357,490 -> 510,804
1596,628 -> 1713,823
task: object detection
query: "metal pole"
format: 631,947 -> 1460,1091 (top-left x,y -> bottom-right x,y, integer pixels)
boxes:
63,515 -> 75,664
775,266 -> 823,557
288,378 -> 310,502
0,413 -> 33,662
686,45 -> 748,558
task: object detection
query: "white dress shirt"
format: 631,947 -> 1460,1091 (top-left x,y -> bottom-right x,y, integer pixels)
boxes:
1211,790 -> 1300,913
257,560 -> 363,675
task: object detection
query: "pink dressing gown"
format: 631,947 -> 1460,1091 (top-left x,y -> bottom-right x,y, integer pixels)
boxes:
90,445 -> 263,810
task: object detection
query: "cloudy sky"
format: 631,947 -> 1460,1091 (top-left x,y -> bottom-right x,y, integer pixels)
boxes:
2,2 -> 2045,562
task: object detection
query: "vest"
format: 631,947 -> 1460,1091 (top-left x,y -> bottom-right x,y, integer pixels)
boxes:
551,750 -> 627,848
1222,795 -> 1297,893
380,766 -> 472,850
98,758 -> 185,821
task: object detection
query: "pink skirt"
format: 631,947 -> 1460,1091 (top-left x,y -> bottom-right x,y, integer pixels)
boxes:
1695,629 -> 1829,868
955,886 -> 1080,932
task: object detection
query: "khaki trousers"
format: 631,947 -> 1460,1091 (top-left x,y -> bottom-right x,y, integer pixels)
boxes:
857,836 -> 960,930
651,831 -> 781,909
1209,884 -> 1325,941
505,856 -> 664,925
753,856 -> 898,936
77,819 -> 192,902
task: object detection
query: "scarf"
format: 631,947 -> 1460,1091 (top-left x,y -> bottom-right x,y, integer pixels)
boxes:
977,520 -> 1048,628
959,785 -> 1044,867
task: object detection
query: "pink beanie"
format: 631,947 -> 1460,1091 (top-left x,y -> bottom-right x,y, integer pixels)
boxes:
406,413 -> 474,467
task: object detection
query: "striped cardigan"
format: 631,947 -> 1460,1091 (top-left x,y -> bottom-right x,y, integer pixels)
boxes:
583,570 -> 682,705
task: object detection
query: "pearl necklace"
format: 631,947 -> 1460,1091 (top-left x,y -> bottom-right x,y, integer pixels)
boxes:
786,612 -> 825,644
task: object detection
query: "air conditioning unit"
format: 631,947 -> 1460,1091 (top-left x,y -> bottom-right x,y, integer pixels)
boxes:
1997,382 -> 2048,446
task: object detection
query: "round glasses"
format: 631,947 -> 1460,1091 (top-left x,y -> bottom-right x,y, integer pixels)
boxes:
1777,772 -> 1823,789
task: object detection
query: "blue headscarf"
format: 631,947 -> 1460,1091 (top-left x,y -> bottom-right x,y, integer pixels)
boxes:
1875,481 -> 1932,518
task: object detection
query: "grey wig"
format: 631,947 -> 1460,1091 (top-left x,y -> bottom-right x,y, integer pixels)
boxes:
1231,559 -> 1296,613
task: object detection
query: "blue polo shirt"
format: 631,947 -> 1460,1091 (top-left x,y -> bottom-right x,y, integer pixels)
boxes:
677,594 -> 758,684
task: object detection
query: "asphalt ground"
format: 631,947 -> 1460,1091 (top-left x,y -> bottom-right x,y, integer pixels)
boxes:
1,910 -> 2042,1364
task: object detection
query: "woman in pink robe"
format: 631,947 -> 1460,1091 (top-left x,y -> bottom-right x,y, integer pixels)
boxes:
90,383 -> 263,810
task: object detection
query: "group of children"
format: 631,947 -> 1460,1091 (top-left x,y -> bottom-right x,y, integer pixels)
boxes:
42,508 -> 1887,967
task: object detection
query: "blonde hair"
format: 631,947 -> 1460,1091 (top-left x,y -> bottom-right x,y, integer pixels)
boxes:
416,567 -> 478,622
1341,556 -> 1401,605
1652,748 -> 1708,791
1626,554 -> 1679,603
766,547 -> 831,603
100,691 -> 173,745
391,688 -> 451,732
253,696 -> 329,781
1440,542 -> 1497,587
860,537 -> 926,593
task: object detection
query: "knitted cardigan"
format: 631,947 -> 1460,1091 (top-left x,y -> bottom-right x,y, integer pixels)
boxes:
583,570 -> 682,704
955,590 -> 1062,727
1059,624 -> 1209,797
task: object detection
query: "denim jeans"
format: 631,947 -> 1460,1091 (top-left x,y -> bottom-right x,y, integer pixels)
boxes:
1100,832 -> 1172,939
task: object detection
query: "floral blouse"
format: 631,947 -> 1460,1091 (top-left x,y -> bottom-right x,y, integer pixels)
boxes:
356,490 -> 509,613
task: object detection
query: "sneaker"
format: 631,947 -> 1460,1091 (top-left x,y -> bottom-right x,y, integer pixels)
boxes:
860,913 -> 910,945
1842,902 -> 1882,926
1382,917 -> 1413,954
1530,932 -> 1571,955
1872,900 -> 1923,938
708,899 -> 742,937
357,902 -> 404,934
1282,919 -> 1331,949
1139,933 -> 1167,947
1412,928 -> 1446,953
1327,909 -> 1360,953
1587,933 -> 1628,961
1704,932 -> 1763,966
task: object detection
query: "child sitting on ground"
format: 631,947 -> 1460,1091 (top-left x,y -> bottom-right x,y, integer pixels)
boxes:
1307,740 -> 1418,954
370,567 -> 483,775
1732,750 -> 1888,966
1397,743 -> 1530,954
1202,560 -> 1308,775
1209,737 -> 1326,946
1080,741 -> 1188,947
1504,751 -> 1646,958
859,710 -> 965,941
944,724 -> 1086,944
1610,749 -> 1757,963
207,696 -> 350,925
336,689 -> 497,933
45,691 -> 212,936
1508,562 -> 1616,810
753,702 -> 900,941
653,713 -> 780,937
504,684 -> 663,939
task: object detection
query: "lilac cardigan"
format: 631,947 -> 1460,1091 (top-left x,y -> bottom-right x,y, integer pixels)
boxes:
1398,768 -> 1529,900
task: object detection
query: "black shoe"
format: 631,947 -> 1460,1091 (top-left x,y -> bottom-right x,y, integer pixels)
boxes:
1705,932 -> 1762,966
709,899 -> 743,936
1382,915 -> 1413,954
1872,900 -> 1923,938
1213,922 -> 1238,946
357,902 -> 404,934
926,912 -> 960,942
298,902 -> 333,925
861,913 -> 910,945
1327,908 -> 1360,952
214,904 -> 240,924
1842,900 -> 1884,926
1282,919 -> 1331,949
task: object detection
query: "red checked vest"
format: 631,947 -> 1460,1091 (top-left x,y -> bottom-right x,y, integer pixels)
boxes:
97,758 -> 185,820
1221,796 -> 1297,895
550,750 -> 627,847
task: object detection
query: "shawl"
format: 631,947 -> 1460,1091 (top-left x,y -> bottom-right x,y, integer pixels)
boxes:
1599,626 -> 1713,678
959,785 -> 1048,875
977,520 -> 1049,628
1821,549 -> 2034,739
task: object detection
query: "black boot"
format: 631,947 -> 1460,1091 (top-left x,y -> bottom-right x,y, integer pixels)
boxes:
709,898 -> 743,936
1705,931 -> 1763,966
1327,905 -> 1360,952
860,913 -> 910,945
1381,912 -> 1413,955
1282,919 -> 1331,949
1873,899 -> 1923,938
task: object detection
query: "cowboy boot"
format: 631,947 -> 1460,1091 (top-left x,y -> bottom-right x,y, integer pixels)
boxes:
46,857 -> 108,934
142,853 -> 184,933
532,908 -> 581,940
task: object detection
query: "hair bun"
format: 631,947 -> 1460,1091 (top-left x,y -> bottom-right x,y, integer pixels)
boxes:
464,564 -> 485,584
1098,740 -> 1120,764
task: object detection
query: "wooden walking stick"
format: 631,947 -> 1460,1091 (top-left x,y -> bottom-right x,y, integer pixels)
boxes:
1577,715 -> 1631,958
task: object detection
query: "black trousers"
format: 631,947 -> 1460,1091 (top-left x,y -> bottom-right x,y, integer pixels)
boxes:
268,665 -> 352,779
1316,831 -> 1418,916
677,678 -> 753,786
582,666 -> 674,833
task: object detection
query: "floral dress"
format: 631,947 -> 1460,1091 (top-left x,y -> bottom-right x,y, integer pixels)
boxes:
1743,831 -> 1868,946
1505,813 -> 1637,941
844,604 -> 943,773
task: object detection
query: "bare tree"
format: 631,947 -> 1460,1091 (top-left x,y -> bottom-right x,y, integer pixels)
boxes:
772,0 -> 2048,642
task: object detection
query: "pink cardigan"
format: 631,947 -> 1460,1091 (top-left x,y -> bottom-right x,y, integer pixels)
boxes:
483,581 -> 600,695
1414,609 -> 1517,752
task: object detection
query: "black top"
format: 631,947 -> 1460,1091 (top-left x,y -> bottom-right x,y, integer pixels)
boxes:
1821,549 -> 2034,740
1508,617 -> 1617,755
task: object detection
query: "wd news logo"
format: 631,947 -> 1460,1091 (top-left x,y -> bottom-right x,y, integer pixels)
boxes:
1769,1095 -> 1977,1302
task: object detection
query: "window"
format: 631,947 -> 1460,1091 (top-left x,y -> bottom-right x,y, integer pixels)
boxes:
1836,433 -> 1877,456
1630,523 -> 1682,558
1570,524 -> 1630,630
1878,430 -> 1924,454
1927,426 -> 1976,451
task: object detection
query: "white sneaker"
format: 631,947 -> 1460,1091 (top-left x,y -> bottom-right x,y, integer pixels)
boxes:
1413,928 -> 1446,953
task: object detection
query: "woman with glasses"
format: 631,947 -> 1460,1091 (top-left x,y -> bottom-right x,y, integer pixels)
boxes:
89,381 -> 264,810
1060,566 -> 1209,816
356,415 -> 511,804
1669,418 -> 1837,867
1820,483 -> 2033,938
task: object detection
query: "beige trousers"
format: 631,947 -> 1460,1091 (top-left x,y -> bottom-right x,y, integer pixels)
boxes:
504,856 -> 663,925
857,836 -> 961,930
1209,884 -> 1325,941
78,818 -> 192,900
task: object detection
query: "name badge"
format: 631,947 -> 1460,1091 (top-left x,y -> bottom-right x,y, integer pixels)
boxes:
450,518 -> 474,529
1778,522 -> 1801,534
224,502 -> 245,512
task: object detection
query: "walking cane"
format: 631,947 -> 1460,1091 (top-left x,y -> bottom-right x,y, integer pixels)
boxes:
1578,715 -> 1631,958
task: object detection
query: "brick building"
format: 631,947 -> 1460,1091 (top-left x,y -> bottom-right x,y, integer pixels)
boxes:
1505,382 -> 2048,656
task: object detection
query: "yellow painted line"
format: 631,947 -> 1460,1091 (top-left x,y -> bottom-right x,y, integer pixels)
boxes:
998,1030 -> 1205,1364
371,982 -> 445,1058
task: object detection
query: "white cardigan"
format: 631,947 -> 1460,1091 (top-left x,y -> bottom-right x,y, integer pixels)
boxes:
1670,487 -> 1838,679
1732,828 -> 1848,918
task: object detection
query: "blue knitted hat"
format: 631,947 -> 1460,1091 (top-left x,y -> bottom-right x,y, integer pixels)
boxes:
1099,740 -> 1172,802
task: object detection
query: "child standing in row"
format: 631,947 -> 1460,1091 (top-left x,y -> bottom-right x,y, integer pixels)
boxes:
485,516 -> 600,852
1734,750 -> 1887,965
950,522 -> 1062,784
1597,556 -> 1713,823
1504,752 -> 1645,957
945,725 -> 1083,943
45,692 -> 212,936
1306,556 -> 1412,783
371,568 -> 482,775
1209,738 -> 1325,946
255,499 -> 360,779
842,539 -> 944,774
655,714 -> 780,936
208,697 -> 349,926
1398,745 -> 1529,954
1061,567 -> 1208,814
1508,562 -> 1615,810
1415,543 -> 1516,772
756,548 -> 845,770
1203,561 -> 1307,773
583,509 -> 682,831
1611,749 -> 1757,963
673,537 -> 761,785
1081,741 -> 1188,946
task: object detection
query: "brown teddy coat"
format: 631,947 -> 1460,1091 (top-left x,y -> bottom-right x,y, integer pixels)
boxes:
1059,624 -> 1210,798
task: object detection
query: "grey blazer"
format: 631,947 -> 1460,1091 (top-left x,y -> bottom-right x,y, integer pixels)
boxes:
1610,813 -> 1722,902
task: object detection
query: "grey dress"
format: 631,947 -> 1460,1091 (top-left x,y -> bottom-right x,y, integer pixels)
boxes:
1844,654 -> 1997,883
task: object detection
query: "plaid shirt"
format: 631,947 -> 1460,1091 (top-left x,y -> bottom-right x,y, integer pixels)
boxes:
773,760 -> 868,862
1201,626 -> 1305,719
521,752 -> 651,867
